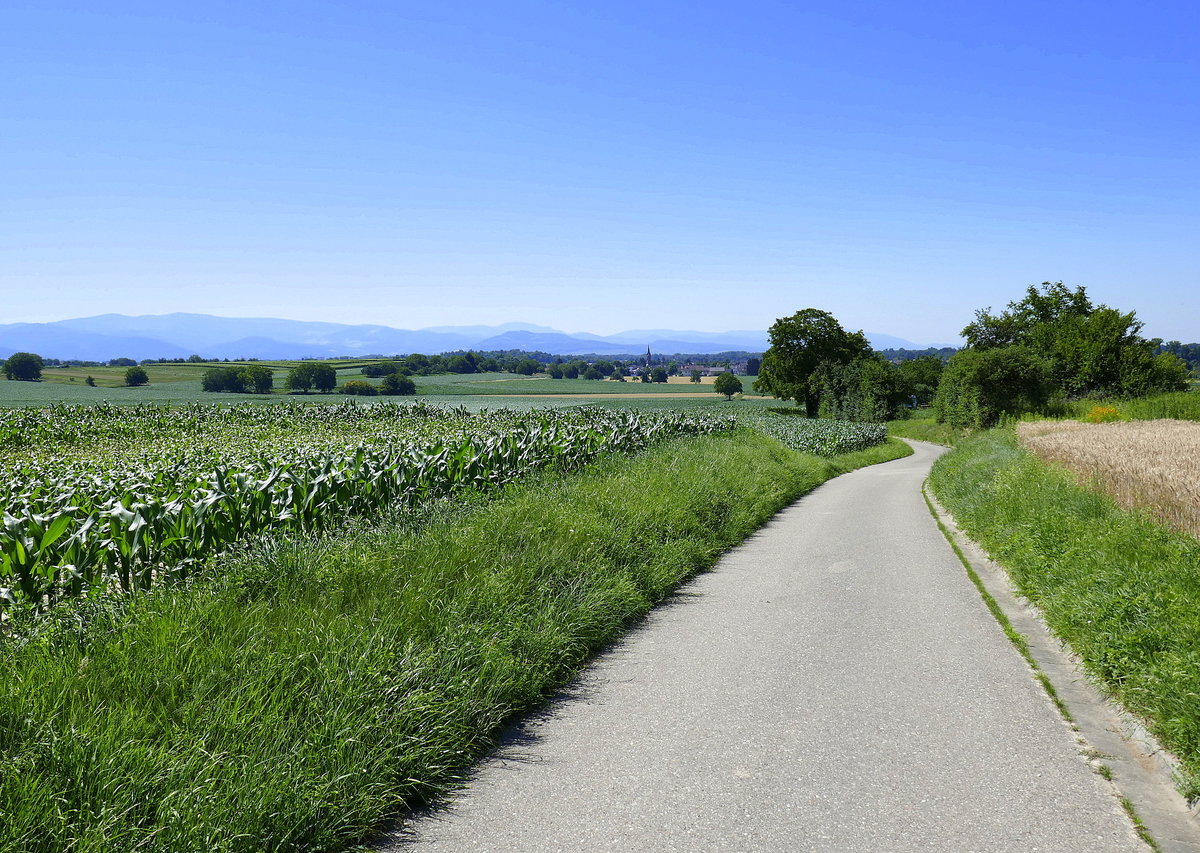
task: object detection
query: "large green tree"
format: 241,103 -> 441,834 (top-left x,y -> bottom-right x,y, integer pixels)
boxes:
812,356 -> 904,422
962,282 -> 1189,398
754,309 -> 872,416
380,373 -> 416,395
201,367 -> 246,393
896,355 -> 944,407
3,352 -> 44,381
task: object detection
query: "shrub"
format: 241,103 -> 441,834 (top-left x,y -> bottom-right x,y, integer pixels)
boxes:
124,366 -> 149,387
339,380 -> 378,396
813,357 -> 902,423
933,346 -> 1051,429
380,374 -> 416,396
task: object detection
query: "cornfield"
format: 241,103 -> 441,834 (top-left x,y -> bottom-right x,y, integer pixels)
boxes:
737,412 -> 887,456
0,403 -> 732,610
1016,419 -> 1200,539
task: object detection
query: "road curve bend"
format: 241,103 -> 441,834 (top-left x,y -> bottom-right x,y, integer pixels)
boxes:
389,439 -> 1145,852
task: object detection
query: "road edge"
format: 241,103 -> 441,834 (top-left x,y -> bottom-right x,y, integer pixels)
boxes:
921,476 -> 1200,853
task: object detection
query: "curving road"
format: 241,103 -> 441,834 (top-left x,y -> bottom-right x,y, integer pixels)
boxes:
390,440 -> 1145,852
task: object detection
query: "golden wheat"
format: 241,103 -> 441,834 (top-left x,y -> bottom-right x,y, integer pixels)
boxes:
1017,419 -> 1200,539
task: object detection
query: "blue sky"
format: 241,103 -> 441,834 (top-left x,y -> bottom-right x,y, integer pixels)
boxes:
3,0 -> 1197,344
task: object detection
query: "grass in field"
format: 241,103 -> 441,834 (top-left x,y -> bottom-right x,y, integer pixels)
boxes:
1,367 -> 777,408
886,408 -> 967,446
0,431 -> 909,853
1041,390 -> 1200,422
929,428 -> 1200,799
414,375 -> 769,396
1017,419 -> 1200,539
41,364 -> 214,386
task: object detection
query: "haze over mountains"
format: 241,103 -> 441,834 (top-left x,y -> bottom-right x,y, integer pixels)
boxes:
0,314 -> 939,361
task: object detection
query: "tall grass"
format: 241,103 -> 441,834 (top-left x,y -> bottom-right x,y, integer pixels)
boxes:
1044,390 -> 1200,422
929,428 -> 1200,800
0,431 -> 910,852
886,409 -> 967,446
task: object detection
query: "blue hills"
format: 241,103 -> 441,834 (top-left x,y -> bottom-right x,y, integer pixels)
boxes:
0,313 -> 933,361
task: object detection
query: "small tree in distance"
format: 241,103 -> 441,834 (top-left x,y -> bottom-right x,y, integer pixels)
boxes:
124,366 -> 149,386
312,364 -> 337,393
714,372 -> 742,400
240,365 -> 274,394
380,373 -> 416,395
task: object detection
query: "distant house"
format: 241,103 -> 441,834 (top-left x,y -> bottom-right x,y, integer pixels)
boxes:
678,362 -> 728,377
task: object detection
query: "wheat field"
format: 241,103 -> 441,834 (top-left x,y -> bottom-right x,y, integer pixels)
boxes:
1017,419 -> 1200,539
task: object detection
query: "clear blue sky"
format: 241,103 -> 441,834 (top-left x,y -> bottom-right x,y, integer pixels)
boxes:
3,0 -> 1197,344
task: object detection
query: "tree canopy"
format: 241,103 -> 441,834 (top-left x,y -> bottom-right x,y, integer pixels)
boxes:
380,373 -> 416,395
754,309 -> 871,416
961,282 -> 1188,398
3,352 -> 44,381
713,372 -> 742,400
285,363 -> 337,394
124,366 -> 149,387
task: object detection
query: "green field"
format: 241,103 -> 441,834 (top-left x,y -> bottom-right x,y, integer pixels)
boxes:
1,363 -> 772,407
0,420 -> 905,853
412,374 -> 768,396
0,403 -> 736,610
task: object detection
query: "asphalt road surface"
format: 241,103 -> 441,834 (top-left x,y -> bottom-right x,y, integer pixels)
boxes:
391,439 -> 1144,852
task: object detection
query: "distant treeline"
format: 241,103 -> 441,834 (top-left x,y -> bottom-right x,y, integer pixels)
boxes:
876,347 -> 959,362
40,348 -> 767,369
362,350 -> 758,379
1157,341 -> 1200,372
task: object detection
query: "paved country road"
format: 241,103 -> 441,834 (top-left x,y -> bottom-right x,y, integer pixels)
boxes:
388,439 -> 1146,852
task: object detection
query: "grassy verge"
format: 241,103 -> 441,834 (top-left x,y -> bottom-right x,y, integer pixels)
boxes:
928,428 -> 1200,800
0,430 -> 909,852
1047,390 -> 1200,422
886,409 -> 967,446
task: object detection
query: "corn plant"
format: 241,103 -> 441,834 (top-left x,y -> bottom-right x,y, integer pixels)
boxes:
0,403 -> 732,611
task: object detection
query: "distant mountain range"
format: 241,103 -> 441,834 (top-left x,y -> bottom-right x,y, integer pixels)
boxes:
0,313 -> 942,361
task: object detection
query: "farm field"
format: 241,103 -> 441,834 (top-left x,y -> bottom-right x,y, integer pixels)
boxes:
41,363 -> 216,386
0,396 -> 903,852
0,402 -> 731,611
412,374 -> 769,396
0,365 -> 770,406
1017,418 -> 1200,539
